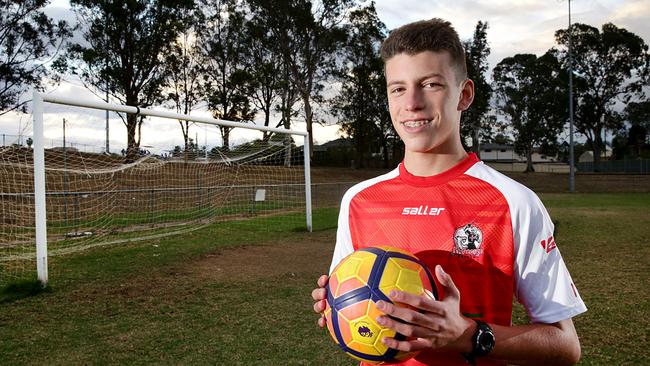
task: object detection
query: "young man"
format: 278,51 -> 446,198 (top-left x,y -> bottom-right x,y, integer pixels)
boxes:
311,18 -> 586,366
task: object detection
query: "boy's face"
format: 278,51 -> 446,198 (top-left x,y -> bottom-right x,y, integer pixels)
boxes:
385,51 -> 473,154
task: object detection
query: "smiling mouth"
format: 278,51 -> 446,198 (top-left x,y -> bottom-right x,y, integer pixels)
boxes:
402,119 -> 432,128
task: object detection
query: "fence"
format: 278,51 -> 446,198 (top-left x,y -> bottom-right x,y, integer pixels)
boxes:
577,159 -> 650,174
1,133 -> 104,154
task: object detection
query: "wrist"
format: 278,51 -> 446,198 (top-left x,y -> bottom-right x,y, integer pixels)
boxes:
455,316 -> 478,353
463,320 -> 496,365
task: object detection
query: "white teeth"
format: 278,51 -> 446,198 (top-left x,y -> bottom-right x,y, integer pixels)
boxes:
403,120 -> 431,128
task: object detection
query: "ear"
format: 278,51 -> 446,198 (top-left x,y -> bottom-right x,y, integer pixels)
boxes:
457,78 -> 475,111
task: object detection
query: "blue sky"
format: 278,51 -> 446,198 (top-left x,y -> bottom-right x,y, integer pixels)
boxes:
1,0 -> 648,153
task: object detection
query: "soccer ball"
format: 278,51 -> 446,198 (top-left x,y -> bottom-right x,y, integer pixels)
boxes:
324,246 -> 437,364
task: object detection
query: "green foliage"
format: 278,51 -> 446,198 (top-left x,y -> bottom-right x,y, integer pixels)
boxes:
163,5 -> 206,153
493,51 -> 568,172
246,0 -> 355,157
65,0 -> 193,160
555,23 -> 650,170
244,12 -> 294,142
461,21 -> 492,152
331,3 -> 395,169
625,100 -> 650,139
0,0 -> 72,115
197,0 -> 256,151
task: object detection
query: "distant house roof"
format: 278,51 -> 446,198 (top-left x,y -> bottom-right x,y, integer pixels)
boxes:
480,143 -> 513,150
314,138 -> 352,152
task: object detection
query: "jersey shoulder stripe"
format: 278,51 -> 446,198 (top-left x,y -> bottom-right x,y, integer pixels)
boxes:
464,161 -> 553,254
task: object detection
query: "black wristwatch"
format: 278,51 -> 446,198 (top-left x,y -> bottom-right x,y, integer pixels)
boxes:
463,320 -> 495,365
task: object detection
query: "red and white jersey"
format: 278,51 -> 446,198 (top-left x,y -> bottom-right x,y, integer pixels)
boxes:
330,153 -> 587,366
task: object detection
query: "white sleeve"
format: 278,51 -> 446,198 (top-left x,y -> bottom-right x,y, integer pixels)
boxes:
514,192 -> 587,323
329,189 -> 355,274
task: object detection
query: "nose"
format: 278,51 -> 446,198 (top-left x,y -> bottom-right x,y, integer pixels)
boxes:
404,88 -> 424,111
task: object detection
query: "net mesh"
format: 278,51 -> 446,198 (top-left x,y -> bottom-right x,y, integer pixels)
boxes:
0,116 -> 307,287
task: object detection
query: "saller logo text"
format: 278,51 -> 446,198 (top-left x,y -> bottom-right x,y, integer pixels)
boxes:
402,206 -> 445,216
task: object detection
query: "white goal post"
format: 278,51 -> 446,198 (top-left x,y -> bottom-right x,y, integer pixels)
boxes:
31,90 -> 313,286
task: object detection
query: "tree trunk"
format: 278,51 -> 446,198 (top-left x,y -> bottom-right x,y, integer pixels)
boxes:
182,121 -> 190,161
592,134 -> 602,173
125,113 -> 139,163
281,100 -> 293,167
525,148 -> 535,173
381,136 -> 389,169
220,126 -> 230,151
283,134 -> 292,167
472,122 -> 481,158
262,105 -> 271,142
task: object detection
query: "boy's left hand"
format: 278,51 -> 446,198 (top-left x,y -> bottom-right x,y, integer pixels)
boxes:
375,265 -> 476,353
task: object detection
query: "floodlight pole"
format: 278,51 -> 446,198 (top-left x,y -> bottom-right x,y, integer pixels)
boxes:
303,135 -> 313,232
105,88 -> 109,154
568,0 -> 575,193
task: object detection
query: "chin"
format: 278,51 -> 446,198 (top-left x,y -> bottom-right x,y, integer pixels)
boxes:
404,142 -> 438,154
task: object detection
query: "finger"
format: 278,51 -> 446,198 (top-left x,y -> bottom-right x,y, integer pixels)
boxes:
435,265 -> 460,301
317,314 -> 327,328
317,274 -> 329,288
376,314 -> 436,338
313,298 -> 327,314
387,290 -> 445,316
376,300 -> 433,328
311,287 -> 327,301
381,336 -> 433,352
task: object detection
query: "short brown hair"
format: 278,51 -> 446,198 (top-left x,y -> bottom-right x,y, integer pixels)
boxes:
380,18 -> 467,82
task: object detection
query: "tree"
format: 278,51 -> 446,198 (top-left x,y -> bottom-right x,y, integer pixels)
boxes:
493,51 -> 568,172
461,21 -> 492,155
625,101 -> 650,135
243,19 -> 286,142
248,0 -> 354,159
555,23 -> 649,170
198,0 -> 255,151
0,0 -> 72,115
164,6 -> 205,158
331,2 -> 391,168
66,0 -> 192,161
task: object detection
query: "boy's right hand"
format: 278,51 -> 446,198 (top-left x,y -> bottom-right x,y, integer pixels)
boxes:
311,274 -> 329,328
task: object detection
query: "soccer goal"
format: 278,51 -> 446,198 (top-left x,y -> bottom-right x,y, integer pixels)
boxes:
0,91 -> 312,287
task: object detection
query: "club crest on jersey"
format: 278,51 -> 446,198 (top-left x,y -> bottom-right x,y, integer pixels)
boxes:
452,223 -> 484,257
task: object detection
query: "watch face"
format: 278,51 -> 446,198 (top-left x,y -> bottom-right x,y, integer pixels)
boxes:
478,329 -> 495,352
480,332 -> 495,348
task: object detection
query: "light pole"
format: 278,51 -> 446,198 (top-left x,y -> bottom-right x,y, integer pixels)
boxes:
568,0 -> 575,193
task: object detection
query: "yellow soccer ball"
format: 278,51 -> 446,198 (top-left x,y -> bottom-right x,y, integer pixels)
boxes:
324,246 -> 437,364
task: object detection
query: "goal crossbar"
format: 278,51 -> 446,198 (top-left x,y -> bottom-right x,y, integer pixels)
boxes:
31,91 -> 313,286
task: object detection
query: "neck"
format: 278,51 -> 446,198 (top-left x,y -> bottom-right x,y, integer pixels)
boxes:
403,143 -> 468,177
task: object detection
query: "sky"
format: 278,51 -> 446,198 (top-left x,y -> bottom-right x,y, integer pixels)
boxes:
1,0 -> 648,154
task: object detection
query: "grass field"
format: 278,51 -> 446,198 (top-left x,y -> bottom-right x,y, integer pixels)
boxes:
0,193 -> 649,365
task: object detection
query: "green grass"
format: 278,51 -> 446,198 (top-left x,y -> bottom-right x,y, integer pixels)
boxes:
0,196 -> 648,365
512,193 -> 650,365
43,200 -> 304,234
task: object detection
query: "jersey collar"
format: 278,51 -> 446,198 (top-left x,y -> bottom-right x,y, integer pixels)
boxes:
398,153 -> 480,187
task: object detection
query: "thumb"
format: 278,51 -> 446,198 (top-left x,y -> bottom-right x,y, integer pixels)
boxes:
435,265 -> 460,301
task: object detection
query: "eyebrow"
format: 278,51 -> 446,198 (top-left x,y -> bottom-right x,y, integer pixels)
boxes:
386,73 -> 446,88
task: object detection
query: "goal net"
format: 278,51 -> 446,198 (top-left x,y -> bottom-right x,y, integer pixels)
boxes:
0,92 -> 312,287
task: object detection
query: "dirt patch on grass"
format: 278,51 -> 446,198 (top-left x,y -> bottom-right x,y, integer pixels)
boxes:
185,230 -> 335,282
